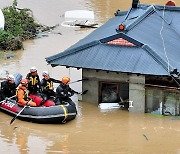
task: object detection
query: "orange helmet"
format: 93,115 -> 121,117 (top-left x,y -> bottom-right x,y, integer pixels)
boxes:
62,77 -> 70,84
20,78 -> 28,85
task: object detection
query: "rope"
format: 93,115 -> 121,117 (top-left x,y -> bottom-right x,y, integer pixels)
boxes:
157,5 -> 180,88
61,105 -> 68,123
159,5 -> 170,74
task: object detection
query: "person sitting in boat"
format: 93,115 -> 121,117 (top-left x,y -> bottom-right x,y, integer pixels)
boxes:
55,77 -> 78,107
16,78 -> 37,107
26,67 -> 41,94
0,75 -> 17,100
40,71 -> 61,105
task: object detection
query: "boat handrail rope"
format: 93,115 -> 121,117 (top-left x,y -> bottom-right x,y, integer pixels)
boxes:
61,105 -> 68,123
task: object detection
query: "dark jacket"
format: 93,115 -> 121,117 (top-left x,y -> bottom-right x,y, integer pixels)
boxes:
40,78 -> 61,97
26,73 -> 41,94
0,80 -> 16,100
55,83 -> 77,106
56,83 -> 77,99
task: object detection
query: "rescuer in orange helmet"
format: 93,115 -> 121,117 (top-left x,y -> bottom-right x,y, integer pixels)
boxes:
55,77 -> 78,106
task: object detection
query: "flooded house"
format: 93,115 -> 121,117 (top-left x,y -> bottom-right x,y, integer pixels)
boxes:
46,0 -> 180,116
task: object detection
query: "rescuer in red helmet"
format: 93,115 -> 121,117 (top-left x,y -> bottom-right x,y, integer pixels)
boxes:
16,79 -> 37,107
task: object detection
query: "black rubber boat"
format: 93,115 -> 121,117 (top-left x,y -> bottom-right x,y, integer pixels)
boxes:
0,73 -> 77,124
0,97 -> 77,124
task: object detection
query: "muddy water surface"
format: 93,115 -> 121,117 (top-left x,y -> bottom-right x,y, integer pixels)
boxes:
0,0 -> 180,153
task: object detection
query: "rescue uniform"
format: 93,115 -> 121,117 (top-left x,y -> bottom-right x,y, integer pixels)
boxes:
0,80 -> 16,100
16,84 -> 37,107
55,83 -> 77,107
40,78 -> 61,99
26,73 -> 41,94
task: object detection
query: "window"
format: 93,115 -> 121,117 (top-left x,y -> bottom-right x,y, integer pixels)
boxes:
145,88 -> 180,116
99,81 -> 129,103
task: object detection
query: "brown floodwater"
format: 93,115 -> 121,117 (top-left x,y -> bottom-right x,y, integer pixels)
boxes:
0,0 -> 180,153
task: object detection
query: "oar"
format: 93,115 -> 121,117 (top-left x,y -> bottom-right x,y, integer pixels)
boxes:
78,90 -> 88,95
0,95 -> 16,104
74,90 -> 88,95
10,99 -> 32,125
77,90 -> 88,101
69,78 -> 88,84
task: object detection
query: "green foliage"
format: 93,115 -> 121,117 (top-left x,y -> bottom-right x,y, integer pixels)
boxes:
0,31 -> 22,50
0,0 -> 40,51
3,6 -> 39,40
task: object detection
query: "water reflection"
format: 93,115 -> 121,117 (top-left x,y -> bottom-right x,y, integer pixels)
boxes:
0,102 -> 180,153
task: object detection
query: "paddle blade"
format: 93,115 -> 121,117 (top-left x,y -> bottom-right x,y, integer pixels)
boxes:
82,90 -> 88,95
10,117 -> 16,125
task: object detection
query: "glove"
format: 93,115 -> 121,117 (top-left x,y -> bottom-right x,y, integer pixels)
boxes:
26,101 -> 30,106
26,99 -> 32,106
60,91 -> 66,97
38,88 -> 42,93
68,92 -> 72,97
49,87 -> 54,90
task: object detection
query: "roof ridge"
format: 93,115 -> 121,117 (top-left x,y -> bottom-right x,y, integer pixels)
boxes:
139,4 -> 180,11
142,44 -> 173,74
125,5 -> 155,31
46,41 -> 99,63
125,5 -> 180,39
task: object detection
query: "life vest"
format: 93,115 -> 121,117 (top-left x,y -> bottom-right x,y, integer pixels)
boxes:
29,76 -> 39,86
16,85 -> 29,101
43,80 -> 53,90
27,73 -> 40,86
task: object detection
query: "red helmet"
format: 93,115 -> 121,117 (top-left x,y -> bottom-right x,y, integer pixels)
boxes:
62,77 -> 70,84
20,79 -> 28,85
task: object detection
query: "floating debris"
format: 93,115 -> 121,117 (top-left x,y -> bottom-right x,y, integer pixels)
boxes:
143,134 -> 148,141
6,54 -> 15,59
13,126 -> 18,130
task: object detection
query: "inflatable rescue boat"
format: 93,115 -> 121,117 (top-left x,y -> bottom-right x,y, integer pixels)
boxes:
0,94 -> 77,124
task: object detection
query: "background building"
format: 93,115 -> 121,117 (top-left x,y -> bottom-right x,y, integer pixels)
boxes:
46,0 -> 180,116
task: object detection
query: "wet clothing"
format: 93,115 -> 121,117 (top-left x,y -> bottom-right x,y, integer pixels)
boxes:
16,84 -> 37,107
26,73 -> 41,94
40,78 -> 61,99
0,80 -> 16,100
55,83 -> 77,106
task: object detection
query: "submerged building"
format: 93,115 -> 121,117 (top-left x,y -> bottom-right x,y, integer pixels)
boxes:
46,0 -> 180,116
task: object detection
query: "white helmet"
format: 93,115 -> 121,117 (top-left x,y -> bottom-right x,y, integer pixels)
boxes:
7,75 -> 15,81
30,67 -> 37,73
42,71 -> 49,77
